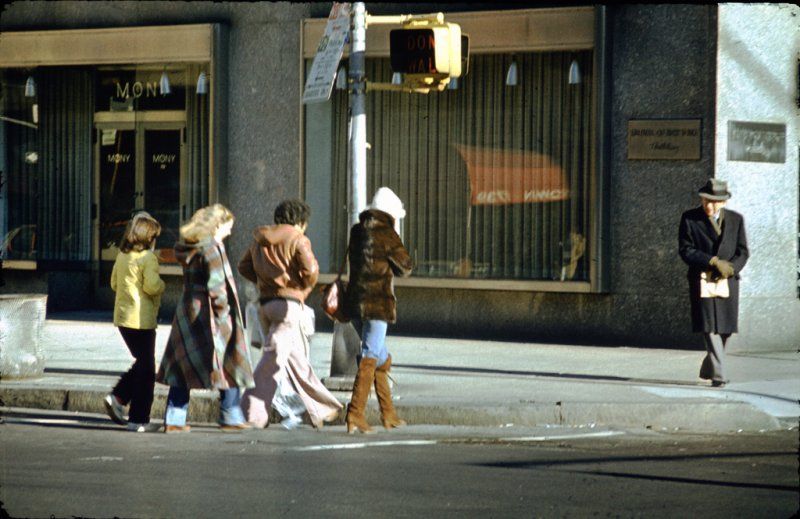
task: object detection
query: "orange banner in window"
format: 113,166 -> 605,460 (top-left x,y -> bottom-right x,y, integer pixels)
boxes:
456,144 -> 569,206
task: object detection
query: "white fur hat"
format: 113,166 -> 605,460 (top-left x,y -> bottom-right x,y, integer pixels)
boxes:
368,187 -> 406,221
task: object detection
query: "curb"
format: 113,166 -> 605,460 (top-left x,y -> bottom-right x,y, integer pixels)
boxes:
0,385 -> 785,433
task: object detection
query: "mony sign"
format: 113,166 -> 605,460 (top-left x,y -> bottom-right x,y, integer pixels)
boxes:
627,119 -> 701,160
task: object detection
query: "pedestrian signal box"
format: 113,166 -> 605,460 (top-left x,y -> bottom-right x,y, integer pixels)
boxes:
390,23 -> 466,80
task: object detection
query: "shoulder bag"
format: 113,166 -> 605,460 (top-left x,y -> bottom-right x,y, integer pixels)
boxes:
320,245 -> 350,322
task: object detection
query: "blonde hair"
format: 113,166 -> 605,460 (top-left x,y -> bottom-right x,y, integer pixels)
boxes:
120,211 -> 161,253
179,203 -> 234,243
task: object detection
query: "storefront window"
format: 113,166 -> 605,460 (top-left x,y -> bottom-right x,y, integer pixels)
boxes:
306,51 -> 593,282
0,69 -> 39,262
1,64 -> 208,270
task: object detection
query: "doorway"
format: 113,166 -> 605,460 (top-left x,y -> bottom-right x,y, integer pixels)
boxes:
93,111 -> 186,291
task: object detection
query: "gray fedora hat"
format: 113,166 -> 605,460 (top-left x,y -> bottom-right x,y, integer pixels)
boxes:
698,178 -> 731,201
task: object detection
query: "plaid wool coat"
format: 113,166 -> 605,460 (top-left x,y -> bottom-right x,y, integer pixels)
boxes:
157,239 -> 255,390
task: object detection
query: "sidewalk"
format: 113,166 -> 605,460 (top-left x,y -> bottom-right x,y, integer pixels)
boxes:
1,313 -> 798,433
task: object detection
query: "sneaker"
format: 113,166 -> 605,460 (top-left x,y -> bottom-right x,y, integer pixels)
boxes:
103,394 -> 127,425
127,422 -> 161,433
281,415 -> 303,430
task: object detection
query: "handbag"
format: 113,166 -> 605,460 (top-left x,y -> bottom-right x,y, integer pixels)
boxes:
320,245 -> 350,322
700,271 -> 729,298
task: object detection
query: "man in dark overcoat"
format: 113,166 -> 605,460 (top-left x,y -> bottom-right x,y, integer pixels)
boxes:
678,179 -> 749,387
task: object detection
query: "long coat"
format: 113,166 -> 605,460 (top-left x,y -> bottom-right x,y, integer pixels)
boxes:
157,239 -> 255,390
678,206 -> 749,334
345,209 -> 413,323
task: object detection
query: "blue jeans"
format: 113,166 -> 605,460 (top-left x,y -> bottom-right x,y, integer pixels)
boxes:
352,319 -> 389,366
165,386 -> 246,426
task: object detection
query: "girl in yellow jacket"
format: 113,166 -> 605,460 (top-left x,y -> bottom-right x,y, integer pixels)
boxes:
104,212 -> 165,432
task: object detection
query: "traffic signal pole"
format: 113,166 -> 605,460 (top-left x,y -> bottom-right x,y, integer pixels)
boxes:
325,4 -> 464,389
326,2 -> 368,389
349,2 -> 368,227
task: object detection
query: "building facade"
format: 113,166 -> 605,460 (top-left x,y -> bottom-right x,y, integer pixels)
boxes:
0,2 -> 797,352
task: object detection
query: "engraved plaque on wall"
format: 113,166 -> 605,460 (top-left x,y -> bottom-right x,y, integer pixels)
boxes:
627,119 -> 701,160
727,121 -> 786,163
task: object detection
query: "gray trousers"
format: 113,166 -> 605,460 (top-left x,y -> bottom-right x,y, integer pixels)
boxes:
699,333 -> 730,382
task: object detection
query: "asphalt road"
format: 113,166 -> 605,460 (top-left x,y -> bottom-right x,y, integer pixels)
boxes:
1,408 -> 797,518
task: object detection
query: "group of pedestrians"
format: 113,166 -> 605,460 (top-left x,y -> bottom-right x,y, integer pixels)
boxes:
102,177 -> 748,433
104,187 -> 413,434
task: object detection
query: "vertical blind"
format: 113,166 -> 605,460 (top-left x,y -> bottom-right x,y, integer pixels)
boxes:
186,78 -> 209,220
329,52 -> 593,281
38,68 -> 94,261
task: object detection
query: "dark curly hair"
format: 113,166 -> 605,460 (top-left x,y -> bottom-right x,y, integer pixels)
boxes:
274,199 -> 311,226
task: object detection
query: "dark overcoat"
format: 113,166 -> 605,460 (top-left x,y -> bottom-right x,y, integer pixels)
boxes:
345,209 -> 413,323
157,239 -> 255,390
678,206 -> 749,334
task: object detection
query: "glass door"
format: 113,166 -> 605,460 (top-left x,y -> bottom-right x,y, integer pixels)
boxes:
97,126 -> 137,284
144,128 -> 183,264
94,117 -> 185,288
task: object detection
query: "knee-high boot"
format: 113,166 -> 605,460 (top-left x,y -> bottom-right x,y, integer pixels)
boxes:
374,355 -> 406,430
346,357 -> 377,434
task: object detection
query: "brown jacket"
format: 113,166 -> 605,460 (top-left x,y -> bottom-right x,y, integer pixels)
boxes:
238,224 -> 319,303
345,209 -> 413,323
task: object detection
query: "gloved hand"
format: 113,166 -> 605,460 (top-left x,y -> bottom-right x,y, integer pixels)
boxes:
709,256 -> 734,278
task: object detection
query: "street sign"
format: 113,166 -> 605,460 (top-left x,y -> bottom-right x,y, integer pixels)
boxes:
302,2 -> 351,104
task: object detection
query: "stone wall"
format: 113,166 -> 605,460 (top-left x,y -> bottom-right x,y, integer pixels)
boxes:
714,3 -> 800,352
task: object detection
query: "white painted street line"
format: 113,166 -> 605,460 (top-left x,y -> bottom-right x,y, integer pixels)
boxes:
291,440 -> 438,452
503,431 -> 625,442
79,456 -> 123,462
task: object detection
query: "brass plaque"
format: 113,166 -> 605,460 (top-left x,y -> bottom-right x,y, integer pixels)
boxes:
627,119 -> 701,160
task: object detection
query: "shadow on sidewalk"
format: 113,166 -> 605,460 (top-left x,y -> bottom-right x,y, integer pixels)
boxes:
393,363 -> 704,387
45,367 -> 124,377
1,408 -> 120,432
394,363 -> 800,404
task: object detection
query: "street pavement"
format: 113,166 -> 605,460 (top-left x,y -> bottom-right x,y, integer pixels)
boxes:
2,408 -> 798,518
1,311 -> 798,433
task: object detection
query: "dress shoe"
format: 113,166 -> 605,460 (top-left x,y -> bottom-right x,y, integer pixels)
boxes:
711,380 -> 728,388
103,394 -> 127,425
219,422 -> 252,433
165,425 -> 191,434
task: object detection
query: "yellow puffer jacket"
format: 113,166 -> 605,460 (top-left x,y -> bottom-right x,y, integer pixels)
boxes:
110,250 -> 166,330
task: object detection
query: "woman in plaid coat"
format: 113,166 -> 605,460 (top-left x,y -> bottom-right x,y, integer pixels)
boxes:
156,204 -> 255,433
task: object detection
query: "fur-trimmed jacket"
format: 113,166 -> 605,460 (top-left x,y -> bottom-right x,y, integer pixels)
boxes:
345,209 -> 413,323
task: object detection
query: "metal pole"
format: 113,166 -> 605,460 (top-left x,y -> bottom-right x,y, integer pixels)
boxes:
349,1 -> 368,225
326,1 -> 368,389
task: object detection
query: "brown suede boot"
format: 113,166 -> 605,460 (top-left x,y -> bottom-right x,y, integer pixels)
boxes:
346,357 -> 377,434
374,355 -> 406,430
